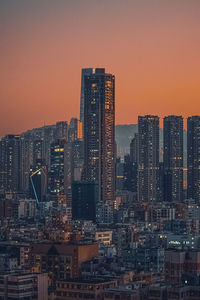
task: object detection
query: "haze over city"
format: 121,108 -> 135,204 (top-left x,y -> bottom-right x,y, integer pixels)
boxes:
1,0 -> 200,136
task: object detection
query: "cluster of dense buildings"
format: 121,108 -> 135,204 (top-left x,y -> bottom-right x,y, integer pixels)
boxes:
0,68 -> 200,299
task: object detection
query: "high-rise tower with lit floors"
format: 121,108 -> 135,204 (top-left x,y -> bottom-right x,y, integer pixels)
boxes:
0,135 -> 21,192
82,68 -> 115,222
138,115 -> 160,203
187,116 -> 200,203
80,68 -> 93,125
163,115 -> 183,202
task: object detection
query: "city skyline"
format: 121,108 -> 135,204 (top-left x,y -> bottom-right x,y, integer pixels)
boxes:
1,0 -> 200,136
1,2 -> 200,298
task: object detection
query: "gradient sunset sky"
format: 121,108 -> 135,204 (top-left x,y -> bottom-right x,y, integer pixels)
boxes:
1,0 -> 200,137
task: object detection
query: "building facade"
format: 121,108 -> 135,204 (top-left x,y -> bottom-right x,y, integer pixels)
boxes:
138,115 -> 160,203
31,241 -> 98,288
187,116 -> 200,203
72,181 -> 98,222
0,135 -> 21,192
83,68 -> 115,212
163,116 -> 183,202
0,272 -> 48,300
49,139 -> 66,195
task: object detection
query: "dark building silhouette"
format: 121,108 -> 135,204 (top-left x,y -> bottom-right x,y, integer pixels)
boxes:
29,160 -> 47,203
138,115 -> 160,202
33,139 -> 44,167
159,162 -> 165,202
55,121 -> 68,141
65,118 -> 84,195
0,199 -> 18,218
71,139 -> 84,182
116,157 -> 124,190
49,139 -> 66,195
20,136 -> 32,192
123,154 -> 137,193
68,118 -> 82,142
0,135 -> 21,192
80,68 -> 94,125
83,68 -> 115,212
65,139 -> 84,194
130,133 -> 139,164
72,181 -> 98,222
187,116 -> 200,203
163,116 -> 183,202
43,125 -> 57,170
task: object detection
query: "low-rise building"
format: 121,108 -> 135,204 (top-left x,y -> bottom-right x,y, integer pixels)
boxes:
31,240 -> 98,288
95,230 -> 112,245
148,283 -> 169,300
165,250 -> 200,285
56,278 -> 118,300
0,272 -> 48,300
104,287 -> 140,300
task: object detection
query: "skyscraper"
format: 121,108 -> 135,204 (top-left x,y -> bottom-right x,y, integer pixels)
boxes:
20,136 -> 32,192
29,160 -> 47,203
55,121 -> 68,141
64,118 -> 83,195
187,116 -> 200,203
116,157 -> 124,190
80,68 -> 93,124
130,133 -> 139,164
68,118 -> 82,142
0,135 -> 21,192
49,139 -> 66,195
163,116 -> 183,202
33,139 -> 44,166
123,154 -> 137,193
138,115 -> 160,202
83,68 -> 115,212
71,139 -> 84,182
72,181 -> 98,222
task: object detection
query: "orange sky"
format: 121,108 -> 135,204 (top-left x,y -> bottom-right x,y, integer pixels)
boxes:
1,0 -> 200,137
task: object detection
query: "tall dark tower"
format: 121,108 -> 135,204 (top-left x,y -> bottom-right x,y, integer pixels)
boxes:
83,68 -> 115,211
130,133 -> 139,164
138,115 -> 160,203
0,135 -> 21,192
55,121 -> 68,141
29,160 -> 47,203
49,139 -> 66,195
80,68 -> 93,124
187,116 -> 200,203
163,116 -> 183,202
